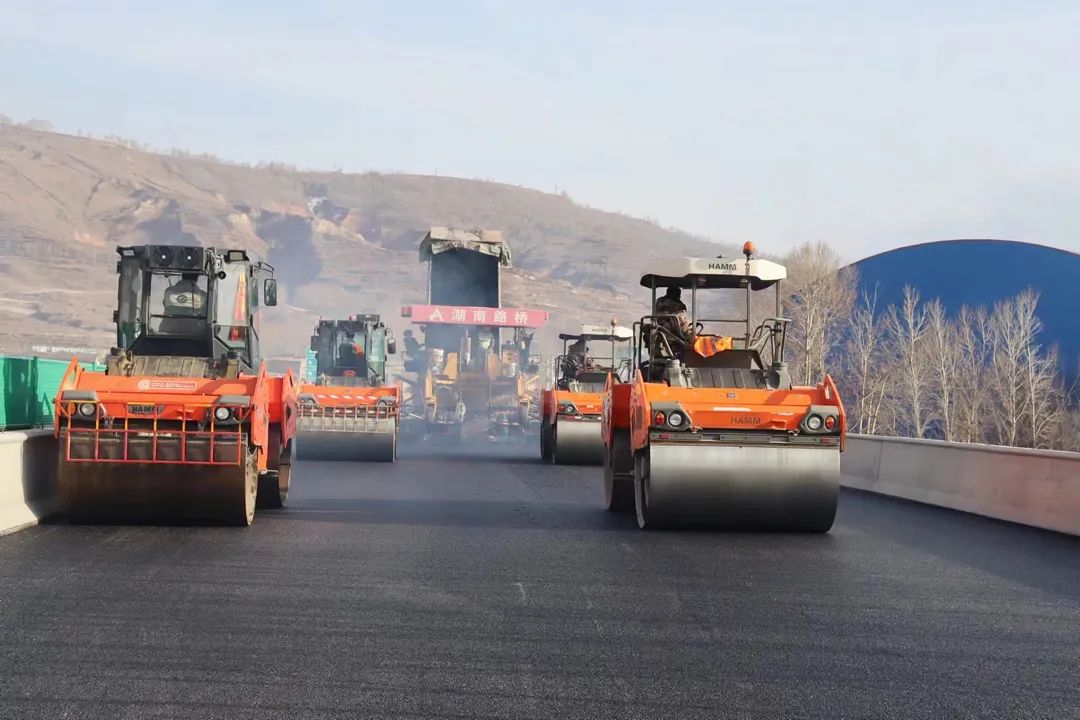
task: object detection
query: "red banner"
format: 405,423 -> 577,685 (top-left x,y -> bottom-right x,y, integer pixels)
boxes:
401,305 -> 548,328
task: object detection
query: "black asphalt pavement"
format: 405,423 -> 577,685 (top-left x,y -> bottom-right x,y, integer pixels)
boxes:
1,443 -> 1078,719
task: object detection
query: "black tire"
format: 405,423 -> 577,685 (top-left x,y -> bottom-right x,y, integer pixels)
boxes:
634,448 -> 662,530
233,447 -> 258,527
540,418 -> 554,463
604,429 -> 634,513
257,432 -> 291,509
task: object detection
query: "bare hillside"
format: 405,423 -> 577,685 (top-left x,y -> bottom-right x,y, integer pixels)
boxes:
0,124 -> 726,360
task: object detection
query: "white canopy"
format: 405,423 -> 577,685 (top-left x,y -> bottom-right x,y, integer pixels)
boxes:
640,257 -> 786,291
559,323 -> 633,342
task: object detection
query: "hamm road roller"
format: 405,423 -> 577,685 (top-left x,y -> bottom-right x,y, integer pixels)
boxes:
295,314 -> 400,462
540,322 -> 632,465
603,243 -> 845,531
54,245 -> 296,526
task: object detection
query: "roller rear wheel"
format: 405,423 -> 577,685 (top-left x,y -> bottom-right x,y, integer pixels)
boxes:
633,449 -> 661,529
258,431 -> 291,509
540,418 -> 554,463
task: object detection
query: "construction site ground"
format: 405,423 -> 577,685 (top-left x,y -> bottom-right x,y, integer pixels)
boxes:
0,445 -> 1077,719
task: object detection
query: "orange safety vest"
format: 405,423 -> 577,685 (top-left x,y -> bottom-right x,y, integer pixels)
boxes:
692,335 -> 732,357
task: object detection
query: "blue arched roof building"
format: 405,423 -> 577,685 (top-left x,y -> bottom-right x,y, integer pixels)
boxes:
848,239 -> 1079,372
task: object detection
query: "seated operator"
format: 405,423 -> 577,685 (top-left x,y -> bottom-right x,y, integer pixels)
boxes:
337,335 -> 368,375
563,337 -> 587,379
654,286 -> 692,340
159,272 -> 208,334
163,273 -> 207,316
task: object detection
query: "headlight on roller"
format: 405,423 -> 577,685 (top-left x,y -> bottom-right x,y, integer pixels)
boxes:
213,406 -> 232,422
78,402 -> 97,418
667,411 -> 685,429
806,414 -> 823,431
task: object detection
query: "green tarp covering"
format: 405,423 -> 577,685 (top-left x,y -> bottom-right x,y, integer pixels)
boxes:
0,356 -> 105,431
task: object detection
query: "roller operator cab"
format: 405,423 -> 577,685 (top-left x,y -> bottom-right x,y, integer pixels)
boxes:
540,322 -> 633,465
295,315 -> 400,462
54,245 -> 297,526
602,243 -> 846,531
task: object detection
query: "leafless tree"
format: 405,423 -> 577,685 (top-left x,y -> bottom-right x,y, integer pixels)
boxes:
784,242 -> 857,385
840,289 -> 893,434
1027,344 -> 1066,449
949,306 -> 990,444
924,299 -> 959,441
779,243 -> 1076,451
884,286 -> 930,438
986,291 -> 1035,446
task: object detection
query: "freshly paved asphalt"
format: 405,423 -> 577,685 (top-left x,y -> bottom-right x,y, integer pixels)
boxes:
0,442 -> 1077,719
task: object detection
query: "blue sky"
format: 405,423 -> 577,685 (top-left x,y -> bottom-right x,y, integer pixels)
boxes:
2,0 -> 1078,259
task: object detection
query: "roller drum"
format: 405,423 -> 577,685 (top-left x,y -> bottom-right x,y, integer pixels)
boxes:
295,418 -> 397,462
59,451 -> 257,526
553,419 -> 603,465
636,443 -> 839,532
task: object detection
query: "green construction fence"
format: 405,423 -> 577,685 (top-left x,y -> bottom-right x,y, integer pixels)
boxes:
0,356 -> 106,431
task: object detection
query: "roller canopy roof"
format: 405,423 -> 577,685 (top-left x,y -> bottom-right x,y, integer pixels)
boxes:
559,324 -> 633,342
640,257 -> 786,290
419,227 -> 511,266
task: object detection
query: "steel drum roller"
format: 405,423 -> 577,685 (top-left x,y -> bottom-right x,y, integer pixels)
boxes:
295,417 -> 397,462
553,419 -> 603,465
59,455 -> 257,526
637,443 -> 839,531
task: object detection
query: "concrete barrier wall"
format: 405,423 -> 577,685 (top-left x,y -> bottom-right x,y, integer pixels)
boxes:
4,429 -> 1077,537
842,434 -> 1080,536
0,430 -> 58,535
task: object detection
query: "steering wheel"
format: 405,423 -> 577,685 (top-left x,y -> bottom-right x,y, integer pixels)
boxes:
652,324 -> 687,357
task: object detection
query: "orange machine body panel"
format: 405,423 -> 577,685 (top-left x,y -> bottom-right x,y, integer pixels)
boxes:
544,387 -> 605,419
298,382 -> 400,409
627,369 -> 847,452
601,373 -> 633,444
55,359 -> 297,472
545,385 -> 606,436
297,381 -> 401,423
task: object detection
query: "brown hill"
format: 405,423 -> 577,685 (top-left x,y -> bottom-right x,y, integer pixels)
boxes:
0,124 -> 727,361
